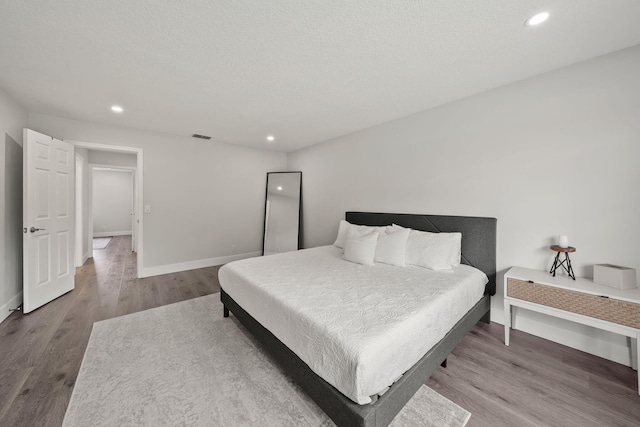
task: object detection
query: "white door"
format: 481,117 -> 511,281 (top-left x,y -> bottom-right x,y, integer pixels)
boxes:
23,129 -> 75,313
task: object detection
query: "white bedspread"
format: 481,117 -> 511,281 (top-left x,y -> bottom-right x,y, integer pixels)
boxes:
218,245 -> 487,405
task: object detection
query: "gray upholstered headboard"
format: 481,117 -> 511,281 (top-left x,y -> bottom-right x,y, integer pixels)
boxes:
345,212 -> 497,295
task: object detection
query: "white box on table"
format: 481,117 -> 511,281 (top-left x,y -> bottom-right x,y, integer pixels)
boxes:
593,264 -> 637,290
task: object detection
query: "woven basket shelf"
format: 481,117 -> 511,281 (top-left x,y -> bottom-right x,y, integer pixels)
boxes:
507,278 -> 640,329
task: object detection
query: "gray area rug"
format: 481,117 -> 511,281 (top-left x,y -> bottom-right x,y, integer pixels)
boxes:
64,294 -> 471,427
92,237 -> 112,249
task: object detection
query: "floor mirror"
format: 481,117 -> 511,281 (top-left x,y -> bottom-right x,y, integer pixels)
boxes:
262,171 -> 302,256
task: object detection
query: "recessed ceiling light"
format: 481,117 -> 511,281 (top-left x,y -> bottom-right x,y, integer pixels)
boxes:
277,186 -> 283,191
111,105 -> 124,113
266,135 -> 275,142
525,12 -> 549,27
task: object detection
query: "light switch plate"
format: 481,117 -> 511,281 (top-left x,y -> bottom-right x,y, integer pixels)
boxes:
144,205 -> 151,213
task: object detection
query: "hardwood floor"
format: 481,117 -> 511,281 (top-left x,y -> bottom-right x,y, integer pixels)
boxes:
428,323 -> 639,427
0,236 -> 638,426
0,236 -> 220,427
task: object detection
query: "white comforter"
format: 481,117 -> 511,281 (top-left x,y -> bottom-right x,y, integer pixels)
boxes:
218,245 -> 487,405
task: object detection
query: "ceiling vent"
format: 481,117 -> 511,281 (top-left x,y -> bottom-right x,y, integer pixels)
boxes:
192,133 -> 211,140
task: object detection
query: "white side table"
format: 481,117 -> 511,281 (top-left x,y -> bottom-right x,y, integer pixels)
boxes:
504,266 -> 640,395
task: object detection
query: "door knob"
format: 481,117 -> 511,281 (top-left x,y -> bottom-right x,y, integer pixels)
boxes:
30,227 -> 45,233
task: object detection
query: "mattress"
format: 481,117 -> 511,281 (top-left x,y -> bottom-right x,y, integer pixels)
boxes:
218,245 -> 487,405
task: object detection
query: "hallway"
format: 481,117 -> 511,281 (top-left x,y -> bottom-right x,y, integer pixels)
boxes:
0,236 -> 220,426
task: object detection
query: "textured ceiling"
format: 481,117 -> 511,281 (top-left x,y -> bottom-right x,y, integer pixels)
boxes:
1,1 -> 640,152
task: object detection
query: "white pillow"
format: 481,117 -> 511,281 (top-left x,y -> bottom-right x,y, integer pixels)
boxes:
333,220 -> 386,249
448,234 -> 462,267
333,220 -> 350,248
374,226 -> 410,267
391,224 -> 461,270
343,228 -> 379,266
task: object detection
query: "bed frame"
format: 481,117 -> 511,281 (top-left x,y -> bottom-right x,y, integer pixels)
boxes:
221,212 -> 496,427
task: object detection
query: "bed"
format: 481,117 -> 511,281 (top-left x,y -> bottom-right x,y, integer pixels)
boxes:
219,212 -> 497,427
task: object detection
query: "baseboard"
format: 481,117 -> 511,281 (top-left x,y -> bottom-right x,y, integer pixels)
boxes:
75,251 -> 91,268
0,292 -> 23,324
93,231 -> 132,237
140,251 -> 262,278
492,305 -> 633,367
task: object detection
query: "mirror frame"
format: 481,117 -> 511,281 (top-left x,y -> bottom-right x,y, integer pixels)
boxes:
262,171 -> 302,256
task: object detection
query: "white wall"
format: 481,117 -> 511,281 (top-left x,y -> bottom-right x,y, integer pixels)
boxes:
75,148 -> 90,264
288,45 -> 640,366
89,150 -> 136,168
28,113 -> 287,277
92,169 -> 133,236
0,87 -> 27,323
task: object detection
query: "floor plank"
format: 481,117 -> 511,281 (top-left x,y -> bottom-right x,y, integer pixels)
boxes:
1,236 -> 638,426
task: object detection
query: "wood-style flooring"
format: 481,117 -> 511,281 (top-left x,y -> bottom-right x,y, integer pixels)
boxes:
0,236 -> 638,426
0,236 -> 220,427
428,323 -> 639,427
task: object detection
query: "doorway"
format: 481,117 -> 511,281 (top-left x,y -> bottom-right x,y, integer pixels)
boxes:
72,141 -> 144,279
90,166 -> 135,252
